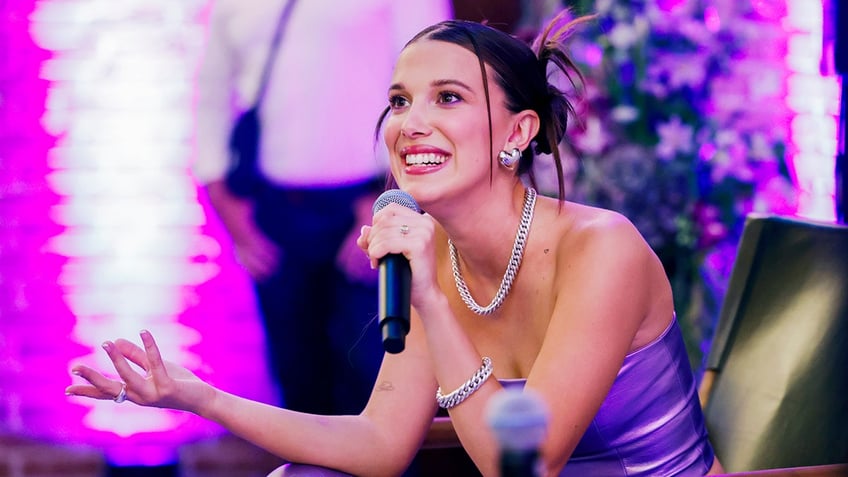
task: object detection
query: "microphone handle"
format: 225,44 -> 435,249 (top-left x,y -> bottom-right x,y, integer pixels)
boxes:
501,449 -> 541,477
378,253 -> 411,354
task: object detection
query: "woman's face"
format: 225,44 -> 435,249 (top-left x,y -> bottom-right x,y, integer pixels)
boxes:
383,39 -> 513,204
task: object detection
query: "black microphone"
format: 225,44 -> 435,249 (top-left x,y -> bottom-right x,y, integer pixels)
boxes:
372,189 -> 422,353
486,388 -> 549,477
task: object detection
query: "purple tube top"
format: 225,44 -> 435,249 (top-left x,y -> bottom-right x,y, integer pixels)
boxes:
502,318 -> 715,476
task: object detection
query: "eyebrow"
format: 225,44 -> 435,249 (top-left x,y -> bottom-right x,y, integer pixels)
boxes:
388,78 -> 475,93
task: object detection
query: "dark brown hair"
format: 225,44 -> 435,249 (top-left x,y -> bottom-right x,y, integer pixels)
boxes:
376,11 -> 592,201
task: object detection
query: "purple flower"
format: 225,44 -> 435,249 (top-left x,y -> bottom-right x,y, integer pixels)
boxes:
573,116 -> 610,155
656,116 -> 695,160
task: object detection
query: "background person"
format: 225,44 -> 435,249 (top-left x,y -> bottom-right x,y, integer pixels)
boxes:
193,0 -> 452,415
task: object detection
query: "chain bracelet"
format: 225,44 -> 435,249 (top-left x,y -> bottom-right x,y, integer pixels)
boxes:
436,357 -> 493,409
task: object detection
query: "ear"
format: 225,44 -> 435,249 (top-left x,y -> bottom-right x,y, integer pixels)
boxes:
503,109 -> 540,152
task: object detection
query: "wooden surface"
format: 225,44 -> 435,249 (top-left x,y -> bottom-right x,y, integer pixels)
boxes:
717,463 -> 848,476
421,418 -> 847,476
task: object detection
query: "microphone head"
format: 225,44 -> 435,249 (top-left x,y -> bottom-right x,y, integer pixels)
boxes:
373,189 -> 422,215
486,388 -> 549,452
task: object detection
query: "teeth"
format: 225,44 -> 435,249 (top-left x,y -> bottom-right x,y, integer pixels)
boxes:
405,153 -> 446,165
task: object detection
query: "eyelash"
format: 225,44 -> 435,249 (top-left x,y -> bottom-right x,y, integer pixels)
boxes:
388,95 -> 409,109
388,91 -> 463,110
438,91 -> 462,104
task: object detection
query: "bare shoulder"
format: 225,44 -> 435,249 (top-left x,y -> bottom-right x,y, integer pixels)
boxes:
538,197 -> 665,301
537,197 -> 674,347
544,199 -> 649,258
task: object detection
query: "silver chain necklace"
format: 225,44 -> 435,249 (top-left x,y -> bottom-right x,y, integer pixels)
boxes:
449,187 -> 537,315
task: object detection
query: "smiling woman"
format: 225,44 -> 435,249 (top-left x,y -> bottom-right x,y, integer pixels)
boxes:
66,11 -> 722,477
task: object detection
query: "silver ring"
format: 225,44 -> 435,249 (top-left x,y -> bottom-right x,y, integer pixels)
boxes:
113,382 -> 127,403
400,224 -> 410,235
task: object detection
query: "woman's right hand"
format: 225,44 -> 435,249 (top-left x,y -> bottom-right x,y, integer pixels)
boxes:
66,330 -> 216,416
357,203 -> 442,310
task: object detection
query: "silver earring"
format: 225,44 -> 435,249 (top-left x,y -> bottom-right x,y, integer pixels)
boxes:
498,148 -> 521,169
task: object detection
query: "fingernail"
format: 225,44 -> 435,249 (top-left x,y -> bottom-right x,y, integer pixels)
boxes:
71,369 -> 80,376
101,341 -> 111,351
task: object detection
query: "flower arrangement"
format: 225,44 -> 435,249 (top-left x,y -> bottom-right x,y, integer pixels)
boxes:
540,0 -> 798,369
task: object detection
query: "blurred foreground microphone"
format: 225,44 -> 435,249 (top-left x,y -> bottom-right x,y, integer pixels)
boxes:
372,189 -> 422,353
486,388 -> 550,477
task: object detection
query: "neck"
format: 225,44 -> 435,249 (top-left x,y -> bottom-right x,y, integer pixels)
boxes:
441,184 -> 528,271
446,185 -> 536,314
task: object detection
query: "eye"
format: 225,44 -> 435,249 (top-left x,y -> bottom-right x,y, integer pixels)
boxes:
437,91 -> 462,104
388,94 -> 409,110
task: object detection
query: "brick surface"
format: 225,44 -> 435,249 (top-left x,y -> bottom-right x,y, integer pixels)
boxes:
0,434 -> 104,477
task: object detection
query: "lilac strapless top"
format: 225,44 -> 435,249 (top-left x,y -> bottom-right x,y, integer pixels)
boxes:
502,318 -> 715,476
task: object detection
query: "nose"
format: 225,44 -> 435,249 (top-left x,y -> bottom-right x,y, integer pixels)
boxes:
399,103 -> 431,139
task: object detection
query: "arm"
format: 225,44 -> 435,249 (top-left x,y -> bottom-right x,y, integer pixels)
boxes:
193,4 -> 280,281
335,190 -> 381,284
363,205 -> 505,476
67,325 -> 439,477
528,211 -> 671,475
205,180 -> 279,281
193,0 -> 238,187
414,288 -> 505,476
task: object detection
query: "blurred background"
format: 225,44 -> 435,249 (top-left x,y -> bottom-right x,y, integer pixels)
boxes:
0,0 -> 842,476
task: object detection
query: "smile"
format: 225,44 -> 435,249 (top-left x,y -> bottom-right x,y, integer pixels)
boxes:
405,153 -> 447,166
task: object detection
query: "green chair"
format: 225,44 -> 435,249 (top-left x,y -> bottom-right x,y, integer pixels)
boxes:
699,214 -> 848,472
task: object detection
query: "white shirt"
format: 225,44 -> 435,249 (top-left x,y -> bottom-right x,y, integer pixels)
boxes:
193,0 -> 452,187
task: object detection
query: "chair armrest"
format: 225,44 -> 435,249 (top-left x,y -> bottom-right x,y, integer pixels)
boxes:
717,463 -> 848,476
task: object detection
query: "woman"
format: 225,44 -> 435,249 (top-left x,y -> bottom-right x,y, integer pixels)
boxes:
67,13 -> 721,477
